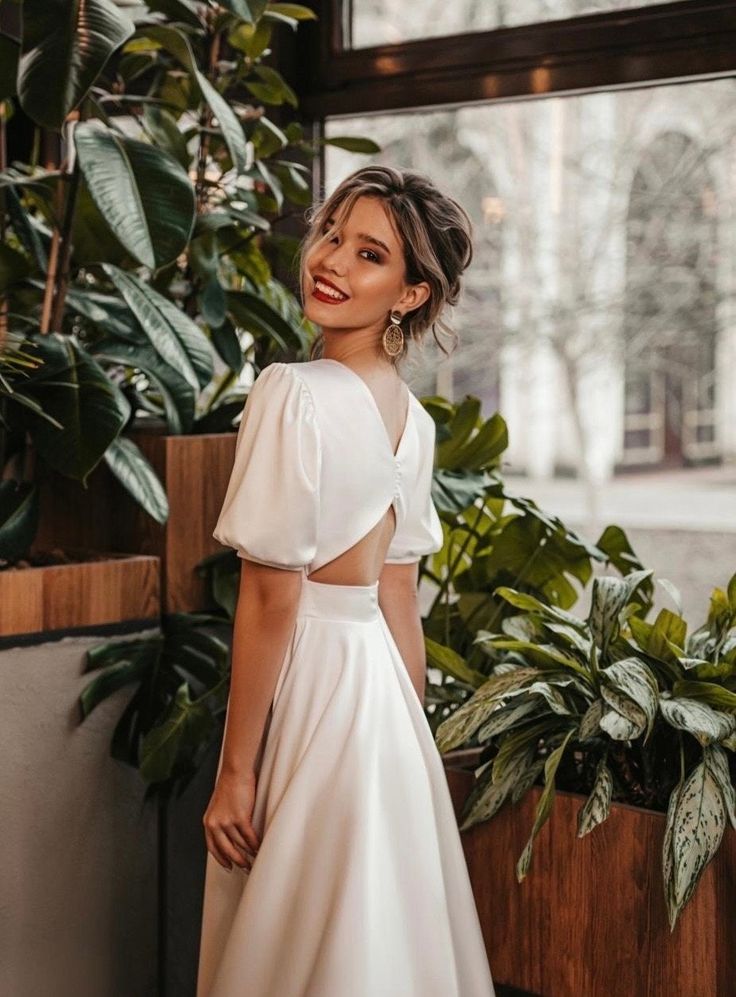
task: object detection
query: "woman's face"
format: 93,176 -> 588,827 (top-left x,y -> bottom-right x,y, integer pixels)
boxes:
302,195 -> 430,343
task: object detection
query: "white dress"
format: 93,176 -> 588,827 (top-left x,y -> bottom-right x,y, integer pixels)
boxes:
196,358 -> 495,997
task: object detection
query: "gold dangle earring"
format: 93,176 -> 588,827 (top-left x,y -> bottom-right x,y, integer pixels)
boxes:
382,310 -> 404,358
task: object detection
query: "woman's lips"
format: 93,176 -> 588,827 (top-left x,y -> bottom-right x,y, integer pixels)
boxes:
312,282 -> 349,304
312,277 -> 349,305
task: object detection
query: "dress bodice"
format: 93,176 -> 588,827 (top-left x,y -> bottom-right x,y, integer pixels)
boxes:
212,358 -> 444,573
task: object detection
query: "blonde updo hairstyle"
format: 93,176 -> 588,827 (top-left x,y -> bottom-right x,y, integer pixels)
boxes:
297,165 -> 474,365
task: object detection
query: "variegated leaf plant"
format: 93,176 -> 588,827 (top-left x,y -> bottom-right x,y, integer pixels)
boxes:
435,569 -> 736,928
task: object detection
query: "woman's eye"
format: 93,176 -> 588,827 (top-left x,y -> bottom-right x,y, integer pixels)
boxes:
361,250 -> 380,263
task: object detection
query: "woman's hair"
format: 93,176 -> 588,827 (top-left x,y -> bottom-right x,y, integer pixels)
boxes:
296,165 -> 474,365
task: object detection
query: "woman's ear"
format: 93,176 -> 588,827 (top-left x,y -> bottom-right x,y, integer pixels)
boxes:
398,281 -> 431,314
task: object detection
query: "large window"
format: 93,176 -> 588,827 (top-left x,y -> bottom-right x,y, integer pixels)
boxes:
347,0 -> 680,49
324,77 -> 736,483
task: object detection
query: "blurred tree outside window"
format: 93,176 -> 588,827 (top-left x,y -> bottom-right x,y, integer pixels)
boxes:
324,78 -> 736,534
345,0 -> 677,48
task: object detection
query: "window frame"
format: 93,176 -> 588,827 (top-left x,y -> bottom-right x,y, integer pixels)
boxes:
293,1 -> 736,118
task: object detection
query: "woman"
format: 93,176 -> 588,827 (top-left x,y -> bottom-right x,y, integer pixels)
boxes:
196,165 -> 496,996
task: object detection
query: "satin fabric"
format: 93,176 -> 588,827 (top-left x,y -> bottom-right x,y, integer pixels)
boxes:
211,359 -> 444,572
196,578 -> 496,997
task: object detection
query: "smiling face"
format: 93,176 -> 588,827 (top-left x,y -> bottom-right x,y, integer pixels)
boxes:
301,195 -> 430,354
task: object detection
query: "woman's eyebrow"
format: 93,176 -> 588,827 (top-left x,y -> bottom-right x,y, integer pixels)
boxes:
325,217 -> 391,255
358,233 -> 391,255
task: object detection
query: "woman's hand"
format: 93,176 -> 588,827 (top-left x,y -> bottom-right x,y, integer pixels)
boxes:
203,770 -> 261,873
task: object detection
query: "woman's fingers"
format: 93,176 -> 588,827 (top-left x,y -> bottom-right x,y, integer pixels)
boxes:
227,820 -> 255,855
215,826 -> 252,870
234,819 -> 261,856
203,824 -> 231,871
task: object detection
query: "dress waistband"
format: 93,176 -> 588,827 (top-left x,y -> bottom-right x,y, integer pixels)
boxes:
297,577 -> 380,623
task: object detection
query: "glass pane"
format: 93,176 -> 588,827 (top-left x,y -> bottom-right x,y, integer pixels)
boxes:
349,0 -> 678,49
323,78 -> 736,601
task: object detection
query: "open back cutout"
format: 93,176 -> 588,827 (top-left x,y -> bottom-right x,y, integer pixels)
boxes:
306,500 -> 398,586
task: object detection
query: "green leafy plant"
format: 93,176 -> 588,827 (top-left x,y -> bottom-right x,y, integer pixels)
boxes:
0,0 -> 378,562
78,544 -> 241,801
79,607 -> 232,802
435,563 -> 736,929
417,392 -> 644,731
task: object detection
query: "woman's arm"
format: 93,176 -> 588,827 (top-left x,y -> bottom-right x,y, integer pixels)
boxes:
220,559 -> 303,774
377,561 -> 428,703
203,559 -> 302,872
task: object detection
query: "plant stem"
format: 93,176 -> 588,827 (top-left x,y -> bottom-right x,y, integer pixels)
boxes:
195,17 -> 222,213
48,158 -> 81,332
40,115 -> 83,334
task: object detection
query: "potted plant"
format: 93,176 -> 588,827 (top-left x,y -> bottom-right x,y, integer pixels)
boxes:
0,0 -> 378,614
411,392 -> 735,993
0,326 -> 161,635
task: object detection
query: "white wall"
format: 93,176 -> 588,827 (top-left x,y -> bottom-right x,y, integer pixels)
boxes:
1,630 -> 159,997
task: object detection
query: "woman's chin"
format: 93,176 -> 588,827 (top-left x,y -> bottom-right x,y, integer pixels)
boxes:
304,301 -> 352,325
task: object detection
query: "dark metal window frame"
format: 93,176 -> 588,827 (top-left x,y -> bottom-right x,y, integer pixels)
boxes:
296,0 -> 736,118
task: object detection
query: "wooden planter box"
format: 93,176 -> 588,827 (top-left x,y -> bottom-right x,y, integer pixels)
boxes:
34,429 -> 236,615
444,757 -> 735,997
0,552 -> 160,639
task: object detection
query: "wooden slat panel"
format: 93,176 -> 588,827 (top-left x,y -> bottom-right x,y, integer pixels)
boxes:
445,768 -> 733,997
0,555 -> 160,637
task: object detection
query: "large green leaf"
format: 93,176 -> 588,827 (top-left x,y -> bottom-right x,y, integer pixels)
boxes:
70,177 -> 133,267
79,644 -> 156,717
18,0 -> 134,130
90,336 -> 196,434
668,758 -> 726,924
588,569 -> 653,657
435,665 -> 541,753
17,332 -> 127,483
659,696 -> 736,746
104,265 -> 213,391
227,290 -> 303,351
103,435 -> 169,525
601,657 -> 659,738
74,121 -> 195,270
425,636 -> 487,692
140,682 -> 214,784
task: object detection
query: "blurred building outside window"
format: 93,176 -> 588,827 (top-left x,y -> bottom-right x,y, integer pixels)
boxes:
324,78 -> 736,541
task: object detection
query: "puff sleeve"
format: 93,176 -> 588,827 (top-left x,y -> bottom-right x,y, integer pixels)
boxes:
384,412 -> 444,564
212,362 -> 321,570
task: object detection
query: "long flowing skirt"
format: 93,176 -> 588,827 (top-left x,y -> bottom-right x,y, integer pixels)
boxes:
196,576 -> 495,997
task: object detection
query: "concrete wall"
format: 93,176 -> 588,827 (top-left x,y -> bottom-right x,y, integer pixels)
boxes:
1,628 -> 159,997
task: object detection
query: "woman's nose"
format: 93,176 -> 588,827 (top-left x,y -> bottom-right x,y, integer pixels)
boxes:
321,242 -> 347,273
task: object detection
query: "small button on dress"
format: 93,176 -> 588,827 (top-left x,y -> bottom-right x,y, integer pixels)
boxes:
196,359 -> 496,997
